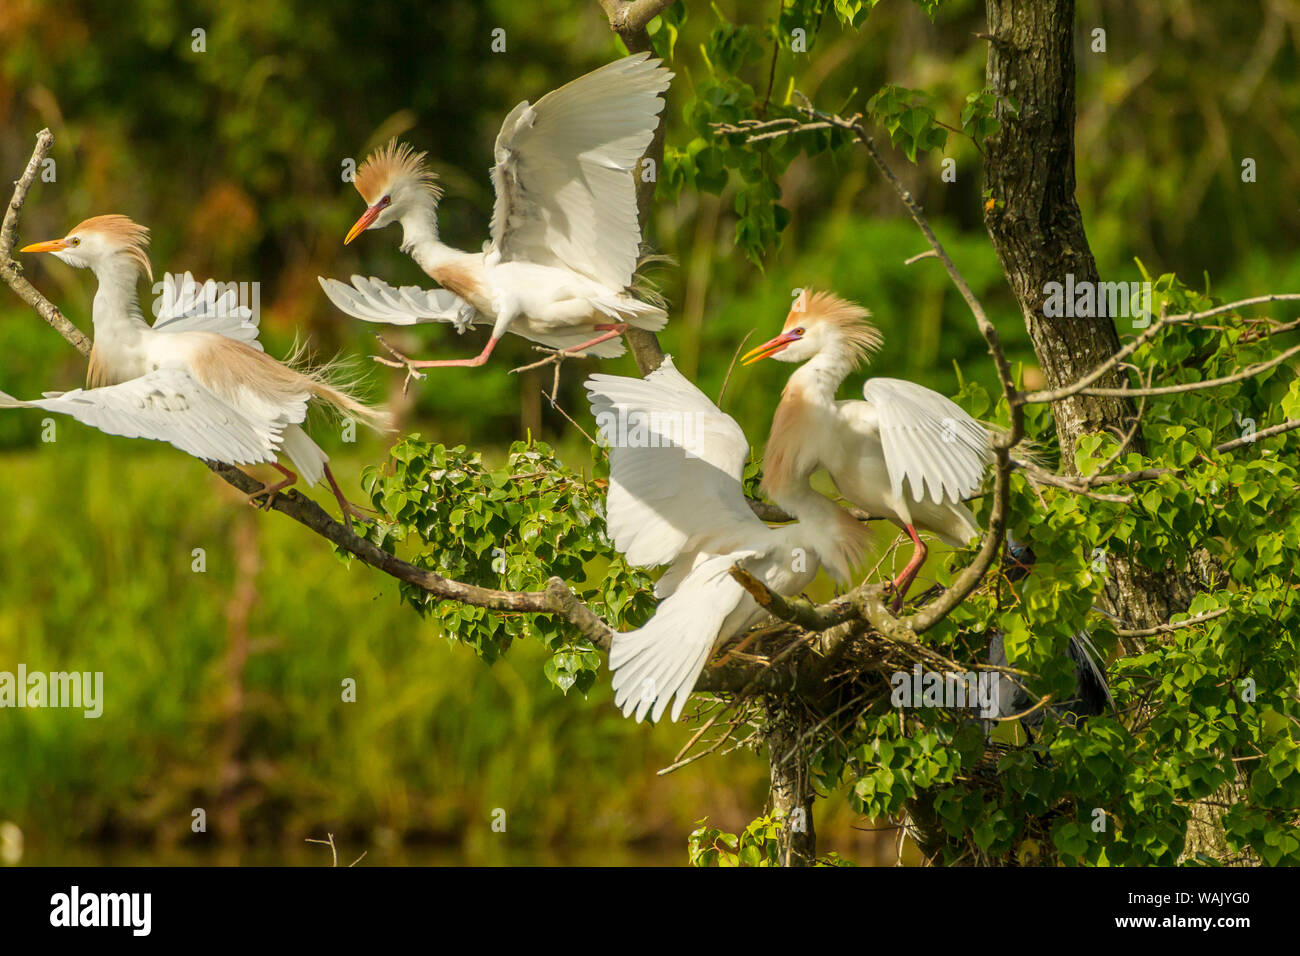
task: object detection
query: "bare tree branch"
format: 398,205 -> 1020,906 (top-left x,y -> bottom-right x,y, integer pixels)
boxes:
1073,339 -> 1300,399
0,128 -> 92,355
597,0 -> 675,35
1114,605 -> 1231,639
1019,295 -> 1300,406
1021,414 -> 1300,498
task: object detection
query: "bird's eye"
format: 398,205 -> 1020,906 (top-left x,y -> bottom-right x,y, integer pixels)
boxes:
68,237 -> 81,246
792,326 -> 805,336
381,195 -> 392,207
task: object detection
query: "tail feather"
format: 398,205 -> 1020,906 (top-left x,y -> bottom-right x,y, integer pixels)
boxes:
280,338 -> 392,432
610,558 -> 740,723
593,293 -> 668,332
308,377 -> 391,432
279,423 -> 329,486
629,251 -> 675,313
192,333 -> 391,433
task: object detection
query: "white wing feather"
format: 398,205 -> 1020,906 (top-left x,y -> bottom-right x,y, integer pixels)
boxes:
585,355 -> 764,569
152,272 -> 263,349
610,553 -> 752,723
861,377 -> 994,505
488,53 -> 672,289
320,275 -> 626,356
0,369 -> 283,466
318,275 -> 465,327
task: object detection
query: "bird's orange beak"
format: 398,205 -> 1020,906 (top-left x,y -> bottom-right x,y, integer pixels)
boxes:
19,238 -> 68,254
741,331 -> 800,365
344,203 -> 384,245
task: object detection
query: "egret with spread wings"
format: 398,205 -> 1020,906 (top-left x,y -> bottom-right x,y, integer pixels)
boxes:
326,53 -> 672,381
586,356 -> 866,723
12,215 -> 388,525
742,289 -> 995,611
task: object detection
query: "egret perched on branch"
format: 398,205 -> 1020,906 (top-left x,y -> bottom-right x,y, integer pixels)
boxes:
742,289 -> 995,611
586,356 -> 866,723
325,52 -> 672,381
10,215 -> 387,525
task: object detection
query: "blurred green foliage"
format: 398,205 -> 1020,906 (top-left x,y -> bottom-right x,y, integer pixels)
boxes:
0,436 -> 769,861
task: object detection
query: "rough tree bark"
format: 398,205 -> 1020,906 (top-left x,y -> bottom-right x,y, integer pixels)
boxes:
981,0 -> 1194,633
765,706 -> 818,866
980,0 -> 1243,864
983,1 -> 1132,453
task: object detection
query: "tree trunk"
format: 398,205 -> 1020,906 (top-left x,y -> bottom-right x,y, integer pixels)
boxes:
980,0 -> 1244,865
766,707 -> 817,866
983,0 -> 1134,457
981,0 -> 1196,629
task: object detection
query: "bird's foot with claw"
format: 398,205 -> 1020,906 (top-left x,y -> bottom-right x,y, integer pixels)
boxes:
245,486 -> 284,512
883,582 -> 905,614
374,336 -> 428,393
509,346 -> 579,375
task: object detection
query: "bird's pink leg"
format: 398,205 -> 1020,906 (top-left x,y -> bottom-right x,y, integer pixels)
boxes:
510,324 -> 632,376
567,323 -> 629,354
888,524 -> 928,612
324,464 -> 374,531
246,463 -> 298,511
374,336 -> 501,390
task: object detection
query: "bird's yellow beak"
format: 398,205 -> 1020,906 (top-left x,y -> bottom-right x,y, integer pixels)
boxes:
19,238 -> 68,254
741,331 -> 800,365
344,203 -> 384,245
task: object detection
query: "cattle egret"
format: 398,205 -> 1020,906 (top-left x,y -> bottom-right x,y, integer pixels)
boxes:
586,356 -> 866,723
329,53 -> 672,381
742,289 -> 995,611
13,215 -> 387,525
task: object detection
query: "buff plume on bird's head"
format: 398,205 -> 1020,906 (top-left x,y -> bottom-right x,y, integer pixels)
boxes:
345,139 -> 443,244
21,214 -> 153,281
741,288 -> 882,368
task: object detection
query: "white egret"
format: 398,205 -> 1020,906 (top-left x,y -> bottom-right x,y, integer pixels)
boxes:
328,52 -> 673,380
586,356 -> 866,723
742,289 -> 994,610
13,215 -> 387,524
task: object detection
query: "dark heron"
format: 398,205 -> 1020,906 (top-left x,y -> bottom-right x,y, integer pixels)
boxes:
978,539 -> 1115,736
983,629 -> 1114,736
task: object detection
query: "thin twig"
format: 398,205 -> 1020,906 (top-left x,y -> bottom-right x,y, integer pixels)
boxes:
1114,605 -> 1230,639
1020,294 -> 1300,406
717,329 -> 754,407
